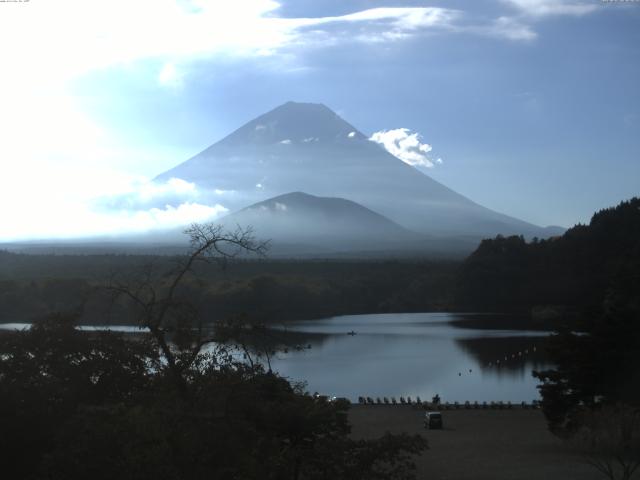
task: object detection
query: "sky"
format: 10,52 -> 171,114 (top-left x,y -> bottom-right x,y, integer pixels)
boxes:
0,0 -> 638,240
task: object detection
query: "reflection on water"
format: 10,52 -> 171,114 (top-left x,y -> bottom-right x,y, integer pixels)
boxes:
0,313 -> 553,403
456,336 -> 549,378
268,313 -> 552,402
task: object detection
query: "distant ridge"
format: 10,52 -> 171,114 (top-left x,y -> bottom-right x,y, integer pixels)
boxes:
218,191 -> 421,253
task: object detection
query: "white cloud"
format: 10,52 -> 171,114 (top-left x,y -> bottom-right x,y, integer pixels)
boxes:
484,16 -> 538,41
0,1 -> 551,95
158,62 -> 185,88
369,128 -> 440,168
0,172 -> 228,241
279,139 -> 292,145
275,202 -> 288,212
289,7 -> 465,45
348,131 -> 356,138
0,0 -> 289,86
312,7 -> 462,31
0,75 -> 186,187
141,177 -> 195,198
131,202 -> 228,230
98,177 -> 201,210
501,0 -> 598,17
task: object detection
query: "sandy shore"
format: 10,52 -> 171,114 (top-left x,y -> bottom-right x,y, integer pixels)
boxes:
349,405 -> 601,480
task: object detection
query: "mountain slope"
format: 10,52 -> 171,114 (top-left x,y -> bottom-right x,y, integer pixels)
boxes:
156,101 -> 550,238
218,192 -> 425,255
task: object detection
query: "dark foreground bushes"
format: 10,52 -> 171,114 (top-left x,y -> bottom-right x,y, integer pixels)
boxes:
0,315 -> 426,480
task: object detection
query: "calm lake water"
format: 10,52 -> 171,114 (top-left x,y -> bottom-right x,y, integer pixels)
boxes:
0,323 -> 149,333
267,313 -> 552,403
0,312 -> 552,403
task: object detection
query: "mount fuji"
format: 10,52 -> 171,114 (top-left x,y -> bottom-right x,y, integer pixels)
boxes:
156,101 -> 561,254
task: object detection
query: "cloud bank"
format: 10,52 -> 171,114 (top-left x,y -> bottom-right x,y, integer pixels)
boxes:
369,129 -> 441,168
0,173 -> 229,241
1,0 -> 599,91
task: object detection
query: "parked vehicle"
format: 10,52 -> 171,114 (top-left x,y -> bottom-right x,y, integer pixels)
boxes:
424,411 -> 443,429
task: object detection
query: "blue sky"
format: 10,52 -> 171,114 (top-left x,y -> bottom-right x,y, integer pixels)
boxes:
0,0 -> 638,239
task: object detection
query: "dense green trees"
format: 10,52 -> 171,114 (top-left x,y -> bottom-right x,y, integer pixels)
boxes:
457,198 -> 640,435
457,197 -> 640,316
534,269 -> 640,435
0,315 -> 158,479
0,256 -> 457,325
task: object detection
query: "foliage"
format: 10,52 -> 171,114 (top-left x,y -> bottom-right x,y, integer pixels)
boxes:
0,256 -> 458,325
0,315 -> 427,480
534,270 -> 640,434
457,197 -> 640,315
570,404 -> 640,480
0,314 -> 158,480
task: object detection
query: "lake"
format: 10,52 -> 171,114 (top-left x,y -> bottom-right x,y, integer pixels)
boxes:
0,312 -> 553,403
267,313 -> 552,403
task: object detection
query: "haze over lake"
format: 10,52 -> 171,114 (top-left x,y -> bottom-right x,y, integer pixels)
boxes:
269,313 -> 550,403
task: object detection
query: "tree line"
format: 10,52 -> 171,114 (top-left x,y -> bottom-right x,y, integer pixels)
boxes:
0,254 -> 458,325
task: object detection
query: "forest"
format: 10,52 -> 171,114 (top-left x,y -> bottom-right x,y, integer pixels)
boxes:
0,252 -> 458,325
456,197 -> 640,320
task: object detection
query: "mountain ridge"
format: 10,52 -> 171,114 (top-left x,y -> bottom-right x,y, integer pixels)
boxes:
219,191 -> 418,247
218,191 -> 479,257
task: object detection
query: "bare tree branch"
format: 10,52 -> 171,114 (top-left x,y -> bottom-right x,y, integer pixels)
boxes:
104,222 -> 269,394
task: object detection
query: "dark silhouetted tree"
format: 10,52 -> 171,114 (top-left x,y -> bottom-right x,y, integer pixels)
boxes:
107,223 -> 268,393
